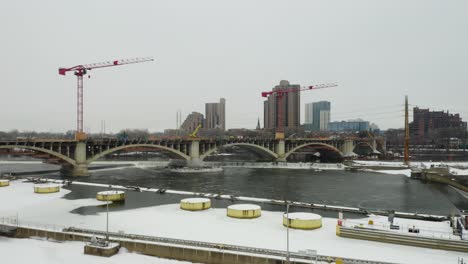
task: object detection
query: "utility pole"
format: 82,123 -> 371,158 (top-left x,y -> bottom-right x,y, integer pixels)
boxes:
404,95 -> 410,166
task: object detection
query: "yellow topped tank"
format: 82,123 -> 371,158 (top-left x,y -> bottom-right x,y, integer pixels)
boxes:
96,190 -> 126,202
34,183 -> 60,194
0,180 -> 9,187
283,212 -> 322,230
180,198 -> 211,211
227,204 -> 261,219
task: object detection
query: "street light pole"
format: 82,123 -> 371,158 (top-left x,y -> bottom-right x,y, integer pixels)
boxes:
106,199 -> 109,241
286,202 -> 290,263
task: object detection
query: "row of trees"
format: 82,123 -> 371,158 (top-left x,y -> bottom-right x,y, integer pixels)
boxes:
0,129 -> 152,140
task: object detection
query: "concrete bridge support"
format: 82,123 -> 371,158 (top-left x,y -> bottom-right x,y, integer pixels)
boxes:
341,140 -> 356,157
371,139 -> 379,154
72,142 -> 89,177
188,141 -> 202,167
275,140 -> 286,161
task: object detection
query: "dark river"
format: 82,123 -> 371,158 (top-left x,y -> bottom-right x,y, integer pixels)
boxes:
1,161 -> 467,217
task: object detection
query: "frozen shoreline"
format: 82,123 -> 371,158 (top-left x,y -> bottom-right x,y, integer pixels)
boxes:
1,180 -> 467,264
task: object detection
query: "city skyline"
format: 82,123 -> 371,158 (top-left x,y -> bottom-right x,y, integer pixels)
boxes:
2,1 -> 468,133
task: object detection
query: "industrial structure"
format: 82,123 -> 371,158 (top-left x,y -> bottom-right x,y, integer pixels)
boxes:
59,57 -> 154,140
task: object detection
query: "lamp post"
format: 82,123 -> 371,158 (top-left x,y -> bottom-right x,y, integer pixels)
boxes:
106,199 -> 109,241
286,202 -> 290,263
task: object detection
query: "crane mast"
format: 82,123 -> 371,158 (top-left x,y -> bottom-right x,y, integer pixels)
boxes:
59,57 -> 154,140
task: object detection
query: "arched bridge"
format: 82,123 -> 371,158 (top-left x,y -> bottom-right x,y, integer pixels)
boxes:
0,137 -> 385,176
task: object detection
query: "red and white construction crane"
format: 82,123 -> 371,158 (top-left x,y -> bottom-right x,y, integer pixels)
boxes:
261,82 -> 337,139
59,57 -> 154,140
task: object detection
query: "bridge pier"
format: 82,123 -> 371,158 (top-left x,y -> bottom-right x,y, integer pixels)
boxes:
275,140 -> 286,162
72,142 -> 90,177
71,163 -> 89,177
371,139 -> 380,155
188,141 -> 203,167
341,139 -> 356,157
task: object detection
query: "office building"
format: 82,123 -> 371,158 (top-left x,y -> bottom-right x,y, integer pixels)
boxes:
409,107 -> 467,145
304,101 -> 330,131
263,80 -> 300,130
181,112 -> 204,132
328,120 -> 370,132
205,98 -> 226,130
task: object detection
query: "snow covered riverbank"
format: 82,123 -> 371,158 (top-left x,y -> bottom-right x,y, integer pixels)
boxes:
1,180 -> 467,264
0,237 -> 191,264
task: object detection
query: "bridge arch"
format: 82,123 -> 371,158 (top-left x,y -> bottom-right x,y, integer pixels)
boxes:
200,143 -> 278,161
86,144 -> 190,164
0,145 -> 76,165
283,142 -> 343,160
353,142 -> 376,156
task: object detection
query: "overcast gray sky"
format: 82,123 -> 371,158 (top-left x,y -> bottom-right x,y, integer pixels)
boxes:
1,0 -> 467,133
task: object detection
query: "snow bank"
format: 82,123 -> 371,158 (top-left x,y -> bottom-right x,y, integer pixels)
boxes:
0,237 -> 190,264
450,168 -> 468,176
368,169 -> 412,177
353,161 -> 407,167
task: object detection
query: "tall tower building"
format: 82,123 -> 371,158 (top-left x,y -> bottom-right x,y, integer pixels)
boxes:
304,103 -> 314,130
311,101 -> 331,131
181,112 -> 204,132
205,98 -> 226,130
263,80 -> 300,130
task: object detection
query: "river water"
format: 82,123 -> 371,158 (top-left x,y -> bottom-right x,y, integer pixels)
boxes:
2,160 -> 468,217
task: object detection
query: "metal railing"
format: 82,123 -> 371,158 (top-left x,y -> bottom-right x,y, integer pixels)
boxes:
64,226 -> 397,264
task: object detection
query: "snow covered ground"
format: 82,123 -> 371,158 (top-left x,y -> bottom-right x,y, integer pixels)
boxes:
1,180 -> 468,264
354,160 -> 468,169
0,237 -> 191,264
355,160 -> 468,176
353,161 -> 408,168
450,168 -> 468,176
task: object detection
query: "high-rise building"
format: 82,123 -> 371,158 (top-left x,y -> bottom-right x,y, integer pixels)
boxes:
263,80 -> 300,130
313,101 -> 330,131
205,98 -> 226,130
305,103 -> 313,124
181,112 -> 204,132
304,101 -> 330,131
